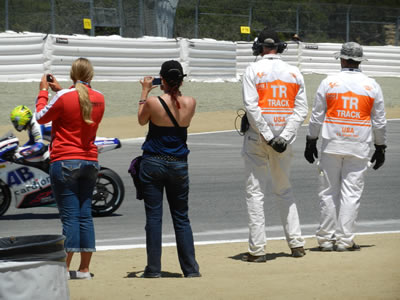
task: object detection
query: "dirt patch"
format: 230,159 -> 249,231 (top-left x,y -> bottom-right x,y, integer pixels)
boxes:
68,233 -> 400,300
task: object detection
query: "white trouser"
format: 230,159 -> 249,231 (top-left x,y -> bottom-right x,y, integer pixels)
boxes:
242,129 -> 305,256
316,152 -> 368,248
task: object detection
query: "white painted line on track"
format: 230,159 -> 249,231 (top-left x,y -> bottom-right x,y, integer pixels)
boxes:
121,129 -> 236,144
96,230 -> 400,251
96,219 -> 400,251
187,142 -> 239,147
188,129 -> 235,136
121,118 -> 399,143
96,219 -> 400,244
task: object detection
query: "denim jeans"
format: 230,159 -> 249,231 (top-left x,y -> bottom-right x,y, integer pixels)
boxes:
139,156 -> 200,277
50,159 -> 99,252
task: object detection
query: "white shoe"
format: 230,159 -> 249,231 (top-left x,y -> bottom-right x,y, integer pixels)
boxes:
318,244 -> 334,252
69,270 -> 92,280
335,244 -> 361,252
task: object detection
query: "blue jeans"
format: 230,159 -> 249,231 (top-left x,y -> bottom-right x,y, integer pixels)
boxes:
50,160 -> 99,252
139,156 -> 200,277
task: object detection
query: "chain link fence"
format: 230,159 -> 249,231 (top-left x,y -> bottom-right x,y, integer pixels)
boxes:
176,1 -> 400,45
1,0 -> 151,37
1,0 -> 399,45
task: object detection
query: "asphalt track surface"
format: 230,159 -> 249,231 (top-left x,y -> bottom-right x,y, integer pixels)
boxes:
1,120 -> 399,250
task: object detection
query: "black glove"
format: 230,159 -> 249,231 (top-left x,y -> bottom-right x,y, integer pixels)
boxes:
304,136 -> 318,164
240,112 -> 249,134
370,144 -> 386,170
268,137 -> 287,153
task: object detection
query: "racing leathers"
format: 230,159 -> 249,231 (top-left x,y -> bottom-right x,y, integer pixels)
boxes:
16,114 -> 51,162
242,54 -> 308,256
307,68 -> 387,249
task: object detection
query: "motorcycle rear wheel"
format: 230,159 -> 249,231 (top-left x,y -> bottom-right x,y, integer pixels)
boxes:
0,182 -> 11,217
92,167 -> 125,217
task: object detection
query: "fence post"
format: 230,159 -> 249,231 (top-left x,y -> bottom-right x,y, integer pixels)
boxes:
50,0 -> 55,33
5,0 -> 8,31
296,4 -> 300,35
195,0 -> 199,38
346,5 -> 351,42
247,5 -> 252,41
89,0 -> 94,36
118,0 -> 124,36
139,0 -> 144,37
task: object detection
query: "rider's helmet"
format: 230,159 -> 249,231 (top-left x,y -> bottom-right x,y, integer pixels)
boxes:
10,105 -> 33,132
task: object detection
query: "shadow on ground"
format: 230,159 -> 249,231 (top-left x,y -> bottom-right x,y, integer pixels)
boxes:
307,244 -> 375,252
229,252 -> 292,262
125,270 -> 182,278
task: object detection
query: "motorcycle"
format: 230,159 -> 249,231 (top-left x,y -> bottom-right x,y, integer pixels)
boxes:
0,132 -> 125,217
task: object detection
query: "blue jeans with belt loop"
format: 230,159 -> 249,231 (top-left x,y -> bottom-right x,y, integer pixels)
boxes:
139,156 -> 200,277
50,159 -> 99,252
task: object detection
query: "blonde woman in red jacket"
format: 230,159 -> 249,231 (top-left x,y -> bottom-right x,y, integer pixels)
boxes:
36,58 -> 105,280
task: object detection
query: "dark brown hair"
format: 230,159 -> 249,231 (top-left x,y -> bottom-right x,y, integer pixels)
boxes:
160,60 -> 185,106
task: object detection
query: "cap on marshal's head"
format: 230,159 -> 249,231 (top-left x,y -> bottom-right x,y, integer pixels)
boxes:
334,42 -> 367,62
257,30 -> 281,46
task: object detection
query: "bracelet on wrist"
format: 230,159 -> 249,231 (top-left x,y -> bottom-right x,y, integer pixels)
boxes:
41,88 -> 48,91
139,99 -> 146,105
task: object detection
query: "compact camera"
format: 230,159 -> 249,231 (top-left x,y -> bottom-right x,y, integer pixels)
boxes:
152,77 -> 161,85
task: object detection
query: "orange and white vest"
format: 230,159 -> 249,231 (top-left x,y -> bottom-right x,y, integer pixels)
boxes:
308,69 -> 387,158
242,55 -> 308,143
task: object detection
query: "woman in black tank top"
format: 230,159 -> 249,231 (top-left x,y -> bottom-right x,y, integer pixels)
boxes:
136,60 -> 200,278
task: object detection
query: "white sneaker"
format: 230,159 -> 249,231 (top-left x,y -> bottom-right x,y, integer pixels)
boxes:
318,244 -> 334,252
69,271 -> 92,280
336,244 -> 361,252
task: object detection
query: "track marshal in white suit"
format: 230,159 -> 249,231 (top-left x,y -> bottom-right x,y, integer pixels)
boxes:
241,29 -> 308,262
304,42 -> 387,252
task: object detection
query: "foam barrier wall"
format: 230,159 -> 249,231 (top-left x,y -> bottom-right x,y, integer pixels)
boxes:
0,32 -> 46,81
0,31 -> 399,82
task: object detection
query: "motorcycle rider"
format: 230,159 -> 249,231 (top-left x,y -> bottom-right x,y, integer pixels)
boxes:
10,105 -> 51,161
